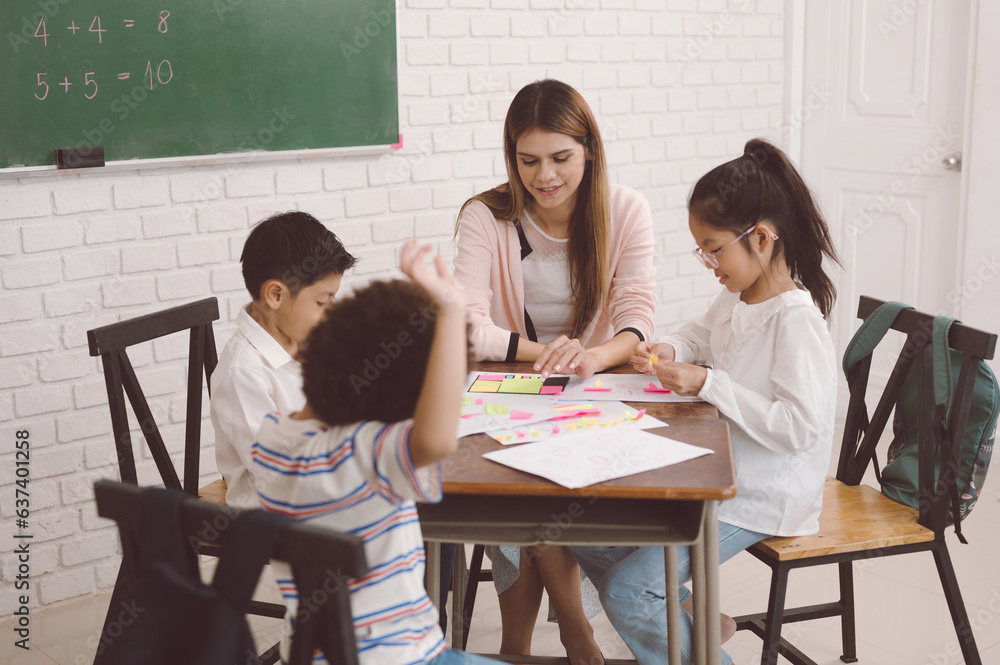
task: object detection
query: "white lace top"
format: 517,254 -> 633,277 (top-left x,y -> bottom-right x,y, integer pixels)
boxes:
520,211 -> 573,344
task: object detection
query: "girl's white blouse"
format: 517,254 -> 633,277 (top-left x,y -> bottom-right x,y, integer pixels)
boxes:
660,288 -> 838,537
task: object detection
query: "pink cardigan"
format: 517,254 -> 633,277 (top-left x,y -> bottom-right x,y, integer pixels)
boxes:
454,183 -> 656,361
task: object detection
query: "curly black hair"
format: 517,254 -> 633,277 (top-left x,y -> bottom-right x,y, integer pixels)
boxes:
300,279 -> 468,426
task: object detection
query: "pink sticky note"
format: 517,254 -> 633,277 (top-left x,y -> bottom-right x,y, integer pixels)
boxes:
460,413 -> 475,419
584,387 -> 612,392
540,386 -> 563,395
478,374 -> 507,381
516,430 -> 526,438
643,382 -> 672,393
510,410 -> 534,420
475,398 -> 484,405
552,425 -> 560,434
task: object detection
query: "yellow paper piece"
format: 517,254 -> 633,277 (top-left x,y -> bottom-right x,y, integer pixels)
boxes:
648,353 -> 659,368
469,381 -> 502,393
485,404 -> 509,415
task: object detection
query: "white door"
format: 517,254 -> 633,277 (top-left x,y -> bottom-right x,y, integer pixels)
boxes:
800,0 -> 972,411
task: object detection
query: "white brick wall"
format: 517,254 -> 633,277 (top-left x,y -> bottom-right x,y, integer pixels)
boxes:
0,0 -> 789,618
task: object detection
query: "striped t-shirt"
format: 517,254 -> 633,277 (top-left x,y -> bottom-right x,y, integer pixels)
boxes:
251,412 -> 445,665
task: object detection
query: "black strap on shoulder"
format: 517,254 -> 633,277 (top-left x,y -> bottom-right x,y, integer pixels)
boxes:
211,509 -> 290,614
515,220 -> 533,260
515,219 -> 538,347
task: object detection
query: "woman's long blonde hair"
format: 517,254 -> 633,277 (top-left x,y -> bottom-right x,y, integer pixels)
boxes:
457,79 -> 611,338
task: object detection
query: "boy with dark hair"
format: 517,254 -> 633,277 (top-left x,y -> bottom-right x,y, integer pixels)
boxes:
251,240 -> 492,665
211,211 -> 357,509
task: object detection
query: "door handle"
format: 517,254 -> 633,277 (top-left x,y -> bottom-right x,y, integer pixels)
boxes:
942,152 -> 962,171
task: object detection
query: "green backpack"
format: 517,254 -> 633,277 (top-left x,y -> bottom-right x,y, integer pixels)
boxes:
843,301 -> 999,542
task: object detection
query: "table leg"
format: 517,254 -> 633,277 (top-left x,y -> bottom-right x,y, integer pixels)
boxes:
691,526 -> 707,665
427,541 -> 441,608
451,544 -> 468,649
665,546 -> 681,665
704,501 -> 720,665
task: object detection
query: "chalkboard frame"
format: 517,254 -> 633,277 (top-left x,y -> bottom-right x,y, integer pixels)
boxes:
1,0 -> 400,171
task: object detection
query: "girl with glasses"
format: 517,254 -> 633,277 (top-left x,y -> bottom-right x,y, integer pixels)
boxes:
571,138 -> 840,665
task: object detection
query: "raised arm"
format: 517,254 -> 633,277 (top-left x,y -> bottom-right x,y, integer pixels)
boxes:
400,239 -> 469,468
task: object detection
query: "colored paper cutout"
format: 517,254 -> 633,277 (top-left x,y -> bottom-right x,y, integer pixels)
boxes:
643,382 -> 672,394
648,353 -> 659,368
626,408 -> 647,420
468,373 -> 571,395
510,410 -> 534,420
498,377 -> 544,394
475,398 -> 484,405
485,404 -> 509,415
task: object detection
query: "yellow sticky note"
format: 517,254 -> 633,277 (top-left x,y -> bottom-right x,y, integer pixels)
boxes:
648,353 -> 659,368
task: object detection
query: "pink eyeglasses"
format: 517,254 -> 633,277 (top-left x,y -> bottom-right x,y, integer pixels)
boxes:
691,225 -> 779,269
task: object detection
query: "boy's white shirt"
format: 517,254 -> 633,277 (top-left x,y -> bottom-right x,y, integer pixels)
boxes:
210,304 -> 305,509
661,288 -> 837,537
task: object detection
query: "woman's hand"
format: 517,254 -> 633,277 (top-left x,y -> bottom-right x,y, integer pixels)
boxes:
631,342 -> 675,375
653,361 -> 707,396
533,336 -> 601,379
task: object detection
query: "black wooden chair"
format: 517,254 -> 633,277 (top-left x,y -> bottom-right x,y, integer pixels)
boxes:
733,296 -> 996,665
94,480 -> 368,665
87,298 -> 285,664
452,543 -> 494,649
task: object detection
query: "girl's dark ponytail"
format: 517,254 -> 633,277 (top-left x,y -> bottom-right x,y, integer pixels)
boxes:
689,138 -> 841,318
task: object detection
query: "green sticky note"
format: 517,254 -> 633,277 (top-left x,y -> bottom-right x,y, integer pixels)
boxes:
486,404 -> 509,415
498,377 -> 544,394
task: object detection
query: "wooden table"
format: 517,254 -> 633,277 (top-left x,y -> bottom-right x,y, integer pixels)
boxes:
420,362 -> 736,665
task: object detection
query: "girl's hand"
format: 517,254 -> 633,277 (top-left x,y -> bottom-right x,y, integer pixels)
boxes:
533,336 -> 600,379
631,342 -> 675,375
654,361 -> 707,396
399,239 -> 465,310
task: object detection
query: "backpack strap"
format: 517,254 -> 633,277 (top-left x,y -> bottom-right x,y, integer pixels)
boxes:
209,509 -> 289,614
843,301 -> 914,483
931,315 -> 968,543
843,301 -> 914,374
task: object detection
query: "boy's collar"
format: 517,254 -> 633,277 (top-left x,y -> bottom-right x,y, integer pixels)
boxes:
237,304 -> 298,369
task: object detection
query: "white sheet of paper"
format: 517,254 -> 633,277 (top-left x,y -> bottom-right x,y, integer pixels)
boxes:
482,428 -> 713,489
561,374 -> 703,403
487,400 -> 665,445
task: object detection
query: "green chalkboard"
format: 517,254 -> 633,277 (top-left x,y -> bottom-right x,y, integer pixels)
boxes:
1,0 -> 398,168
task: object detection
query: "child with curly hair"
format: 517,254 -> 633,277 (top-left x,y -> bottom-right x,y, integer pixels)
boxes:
251,240 -> 496,665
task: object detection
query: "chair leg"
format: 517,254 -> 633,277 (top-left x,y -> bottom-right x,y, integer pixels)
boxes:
761,564 -> 791,665
93,562 -> 133,665
837,562 -> 858,663
462,544 -> 486,650
933,543 -> 981,665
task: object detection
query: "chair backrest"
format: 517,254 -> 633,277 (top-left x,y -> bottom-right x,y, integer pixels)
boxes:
94,479 -> 368,665
88,298 -> 219,495
837,295 -> 998,532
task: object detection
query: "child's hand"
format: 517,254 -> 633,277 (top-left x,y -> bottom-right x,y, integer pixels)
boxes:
654,361 -> 707,396
400,239 -> 465,310
631,342 -> 675,375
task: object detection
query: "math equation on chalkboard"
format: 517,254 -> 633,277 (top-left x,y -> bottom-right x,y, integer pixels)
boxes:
20,11 -> 174,102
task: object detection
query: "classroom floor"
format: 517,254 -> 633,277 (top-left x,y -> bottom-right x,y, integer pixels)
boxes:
6,429 -> 1000,665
